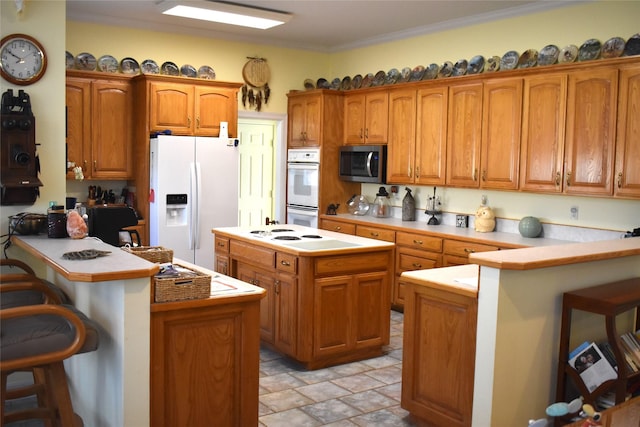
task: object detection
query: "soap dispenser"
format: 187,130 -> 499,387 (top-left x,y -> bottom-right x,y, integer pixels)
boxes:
372,187 -> 391,218
402,187 -> 415,221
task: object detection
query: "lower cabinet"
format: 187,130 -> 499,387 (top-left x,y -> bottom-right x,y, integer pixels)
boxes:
394,232 -> 442,308
150,299 -> 262,427
237,263 -> 277,342
443,239 -> 500,266
401,275 -> 478,427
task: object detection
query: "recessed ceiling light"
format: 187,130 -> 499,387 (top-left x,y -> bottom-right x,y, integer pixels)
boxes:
158,1 -> 292,30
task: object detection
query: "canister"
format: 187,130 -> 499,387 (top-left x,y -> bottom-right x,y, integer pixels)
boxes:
47,205 -> 68,238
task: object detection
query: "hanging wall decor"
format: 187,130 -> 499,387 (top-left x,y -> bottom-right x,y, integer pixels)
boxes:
242,56 -> 270,112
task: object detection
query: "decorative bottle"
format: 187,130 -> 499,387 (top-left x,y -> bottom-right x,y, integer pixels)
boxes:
402,187 -> 415,221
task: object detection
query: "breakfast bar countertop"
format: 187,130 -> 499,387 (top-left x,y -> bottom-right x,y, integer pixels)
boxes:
10,235 -> 159,282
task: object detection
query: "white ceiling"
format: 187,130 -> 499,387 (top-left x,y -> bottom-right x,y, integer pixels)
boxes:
66,0 -> 578,53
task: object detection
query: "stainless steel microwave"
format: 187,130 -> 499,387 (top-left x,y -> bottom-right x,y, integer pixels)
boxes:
339,145 -> 386,183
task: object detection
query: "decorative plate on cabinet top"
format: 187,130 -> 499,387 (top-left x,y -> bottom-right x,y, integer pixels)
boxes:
467,55 -> 485,74
452,59 -> 467,76
538,44 -> 559,66
558,45 -> 578,63
517,49 -> 538,68
65,51 -> 75,70
384,68 -> 400,85
578,39 -> 601,61
351,74 -> 362,89
623,33 -> 640,56
372,70 -> 386,86
303,78 -> 315,90
75,52 -> 96,71
500,50 -> 519,70
120,57 -> 140,74
197,65 -> 216,79
438,61 -> 453,78
485,56 -> 501,72
423,63 -> 439,80
141,59 -> 159,74
161,61 -> 179,76
316,77 -> 329,89
409,65 -> 425,81
398,67 -> 411,83
98,55 -> 118,73
180,64 -> 197,78
361,73 -> 374,88
330,77 -> 341,90
340,75 -> 351,90
601,36 -> 625,59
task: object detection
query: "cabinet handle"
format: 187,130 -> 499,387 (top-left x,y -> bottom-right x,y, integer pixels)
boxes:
370,232 -> 379,237
618,172 -> 623,188
412,263 -> 422,268
196,117 -> 200,129
365,128 -> 369,139
83,160 -> 88,171
217,242 -> 225,247
359,129 -> 363,139
415,166 -> 420,179
188,116 -> 192,127
555,172 -> 561,186
335,226 -> 342,231
464,248 -> 475,254
253,279 -> 259,286
280,260 -> 290,266
473,169 -> 478,181
93,160 -> 97,172
566,171 -> 572,187
413,239 -> 423,245
275,280 -> 280,295
482,169 -> 487,181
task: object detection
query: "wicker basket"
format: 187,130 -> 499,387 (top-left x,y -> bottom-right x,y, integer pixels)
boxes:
122,246 -> 173,264
153,264 -> 211,303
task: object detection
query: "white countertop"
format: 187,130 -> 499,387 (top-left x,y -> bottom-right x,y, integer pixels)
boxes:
400,264 -> 479,298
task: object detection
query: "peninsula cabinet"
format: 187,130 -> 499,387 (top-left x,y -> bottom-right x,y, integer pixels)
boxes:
343,91 -> 389,144
288,90 -> 344,147
147,80 -> 240,137
614,63 -> 640,198
65,71 -> 133,180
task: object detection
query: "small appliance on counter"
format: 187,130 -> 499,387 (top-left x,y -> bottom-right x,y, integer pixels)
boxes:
87,205 -> 140,247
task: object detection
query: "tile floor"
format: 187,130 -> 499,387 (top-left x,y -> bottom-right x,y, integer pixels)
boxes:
258,310 -> 421,427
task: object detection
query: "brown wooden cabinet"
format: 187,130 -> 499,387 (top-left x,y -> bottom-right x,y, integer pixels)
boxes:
415,86 -> 448,186
66,72 -> 133,180
288,92 -> 323,146
343,92 -> 389,144
386,89 -> 417,183
394,232 -> 442,308
148,81 -> 239,137
320,218 -> 356,235
614,63 -> 640,198
237,262 -> 276,342
443,239 -> 500,266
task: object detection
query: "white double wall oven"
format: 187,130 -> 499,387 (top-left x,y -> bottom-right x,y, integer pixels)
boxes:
286,148 -> 320,228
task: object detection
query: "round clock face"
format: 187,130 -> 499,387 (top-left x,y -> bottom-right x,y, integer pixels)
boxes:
0,34 -> 47,85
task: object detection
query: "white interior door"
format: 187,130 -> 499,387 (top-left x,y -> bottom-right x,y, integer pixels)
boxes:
238,119 -> 276,227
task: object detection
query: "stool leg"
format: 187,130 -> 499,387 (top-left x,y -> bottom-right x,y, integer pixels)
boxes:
1,372 -> 7,426
33,368 -> 55,427
46,362 -> 76,427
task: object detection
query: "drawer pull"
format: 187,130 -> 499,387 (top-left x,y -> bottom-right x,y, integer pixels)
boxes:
464,248 -> 475,254
335,226 -> 342,231
280,260 -> 291,266
217,242 -> 225,247
370,232 -> 379,237
412,263 -> 422,268
413,239 -> 423,245
275,281 -> 280,295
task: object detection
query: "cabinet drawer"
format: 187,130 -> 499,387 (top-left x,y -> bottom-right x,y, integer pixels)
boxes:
276,252 -> 297,274
443,239 -> 499,257
230,240 -> 275,269
321,219 -> 356,235
396,248 -> 441,273
214,236 -> 229,253
356,225 -> 395,242
315,252 -> 390,275
396,231 -> 442,252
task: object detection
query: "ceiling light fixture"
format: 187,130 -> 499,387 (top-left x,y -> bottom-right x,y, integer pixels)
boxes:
158,1 -> 292,30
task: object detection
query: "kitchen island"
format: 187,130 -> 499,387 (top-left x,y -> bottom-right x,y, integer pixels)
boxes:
212,225 -> 395,369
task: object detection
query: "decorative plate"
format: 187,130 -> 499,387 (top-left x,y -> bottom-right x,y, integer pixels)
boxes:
485,56 -> 501,72
340,76 -> 351,90
423,63 -> 439,80
372,70 -> 386,86
141,59 -> 159,74
385,68 -> 400,85
330,77 -> 341,90
438,61 -> 453,78
601,37 -> 625,59
161,61 -> 179,76
361,73 -> 374,88
500,50 -> 519,70
304,78 -> 315,90
578,39 -> 601,61
351,74 -> 363,89
467,55 -> 485,75
180,64 -> 197,78
316,78 -> 329,89
452,59 -> 468,76
197,65 -> 216,79
398,67 -> 411,83
558,45 -> 578,63
98,55 -> 118,73
538,45 -> 559,66
120,57 -> 140,74
409,65 -> 425,81
517,49 -> 538,68
75,52 -> 96,71
623,33 -> 640,57
65,51 -> 75,70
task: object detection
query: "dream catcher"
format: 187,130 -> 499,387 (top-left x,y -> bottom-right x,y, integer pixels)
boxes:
242,56 -> 271,112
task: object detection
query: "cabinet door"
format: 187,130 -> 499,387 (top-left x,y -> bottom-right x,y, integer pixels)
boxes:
237,264 -> 275,343
91,80 -> 132,179
149,82 -> 194,134
481,78 -> 522,190
564,67 -> 618,196
446,83 -> 483,187
215,254 -> 229,276
195,86 -> 238,137
386,89 -> 416,183
65,78 -> 91,179
364,92 -> 389,144
520,74 -> 567,193
303,95 -> 322,146
275,272 -> 297,356
354,271 -> 388,349
415,86 -> 447,186
314,275 -> 353,357
288,94 -> 321,147
288,97 -> 306,147
344,94 -> 366,144
614,64 -> 640,198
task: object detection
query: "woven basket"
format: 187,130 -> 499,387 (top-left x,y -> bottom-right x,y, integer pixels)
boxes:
154,264 -> 210,303
122,246 -> 173,264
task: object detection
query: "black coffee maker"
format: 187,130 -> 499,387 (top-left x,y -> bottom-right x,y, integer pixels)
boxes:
87,206 -> 140,247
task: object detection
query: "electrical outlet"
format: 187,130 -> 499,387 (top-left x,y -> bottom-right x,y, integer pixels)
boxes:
481,195 -> 487,206
570,206 -> 579,220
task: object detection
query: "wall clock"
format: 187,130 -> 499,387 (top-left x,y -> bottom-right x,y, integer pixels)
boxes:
0,34 -> 47,85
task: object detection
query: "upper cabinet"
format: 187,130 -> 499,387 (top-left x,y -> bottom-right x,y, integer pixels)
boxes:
66,71 -> 133,180
288,92 -> 322,146
344,92 -> 389,144
386,89 -> 416,183
148,80 -> 239,137
614,63 -> 640,198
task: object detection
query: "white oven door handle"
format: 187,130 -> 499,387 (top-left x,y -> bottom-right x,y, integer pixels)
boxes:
288,163 -> 319,171
287,206 -> 318,216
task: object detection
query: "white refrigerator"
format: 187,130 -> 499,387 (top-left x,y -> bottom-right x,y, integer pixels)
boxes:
149,135 -> 239,268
